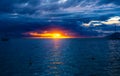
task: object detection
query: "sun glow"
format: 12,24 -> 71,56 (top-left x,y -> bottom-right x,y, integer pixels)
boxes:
27,31 -> 71,39
24,28 -> 79,39
52,33 -> 61,38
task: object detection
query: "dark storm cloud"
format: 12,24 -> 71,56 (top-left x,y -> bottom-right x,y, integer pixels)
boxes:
100,0 -> 120,5
0,0 -> 120,37
0,0 -> 119,18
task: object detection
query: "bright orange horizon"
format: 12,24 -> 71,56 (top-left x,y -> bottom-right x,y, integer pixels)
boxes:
26,31 -> 75,39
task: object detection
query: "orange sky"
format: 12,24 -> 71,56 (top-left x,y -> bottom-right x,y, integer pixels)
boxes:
24,29 -> 78,38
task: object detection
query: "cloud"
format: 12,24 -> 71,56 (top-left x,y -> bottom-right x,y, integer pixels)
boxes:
0,0 -> 120,19
82,16 -> 120,27
102,16 -> 120,25
1,0 -> 120,37
80,16 -> 120,36
58,0 -> 68,4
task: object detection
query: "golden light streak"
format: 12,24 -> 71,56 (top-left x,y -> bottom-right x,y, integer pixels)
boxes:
52,33 -> 61,38
28,32 -> 71,39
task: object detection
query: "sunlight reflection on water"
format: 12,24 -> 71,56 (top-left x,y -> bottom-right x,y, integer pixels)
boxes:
42,39 -> 66,76
1,39 -> 120,76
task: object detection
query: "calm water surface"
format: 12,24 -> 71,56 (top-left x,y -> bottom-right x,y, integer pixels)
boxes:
0,38 -> 120,76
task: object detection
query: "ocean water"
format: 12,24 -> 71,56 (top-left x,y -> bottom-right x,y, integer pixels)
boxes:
0,38 -> 120,76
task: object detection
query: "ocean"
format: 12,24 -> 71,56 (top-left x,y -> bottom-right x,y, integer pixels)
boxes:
0,38 -> 120,76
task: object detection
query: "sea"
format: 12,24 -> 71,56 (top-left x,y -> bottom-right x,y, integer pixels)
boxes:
0,38 -> 120,76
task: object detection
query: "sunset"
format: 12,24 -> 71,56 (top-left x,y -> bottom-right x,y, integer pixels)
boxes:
24,28 -> 77,39
0,0 -> 120,76
28,32 -> 70,38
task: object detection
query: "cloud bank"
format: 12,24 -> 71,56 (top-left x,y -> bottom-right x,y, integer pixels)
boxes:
83,16 -> 120,27
0,0 -> 120,37
0,0 -> 120,19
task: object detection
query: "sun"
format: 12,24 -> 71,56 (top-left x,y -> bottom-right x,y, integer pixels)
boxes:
26,29 -> 75,39
52,33 -> 61,38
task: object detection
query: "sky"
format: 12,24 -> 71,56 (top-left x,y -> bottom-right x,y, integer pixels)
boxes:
0,0 -> 120,37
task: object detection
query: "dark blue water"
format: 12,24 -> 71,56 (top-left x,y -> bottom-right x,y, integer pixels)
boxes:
0,38 -> 120,76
